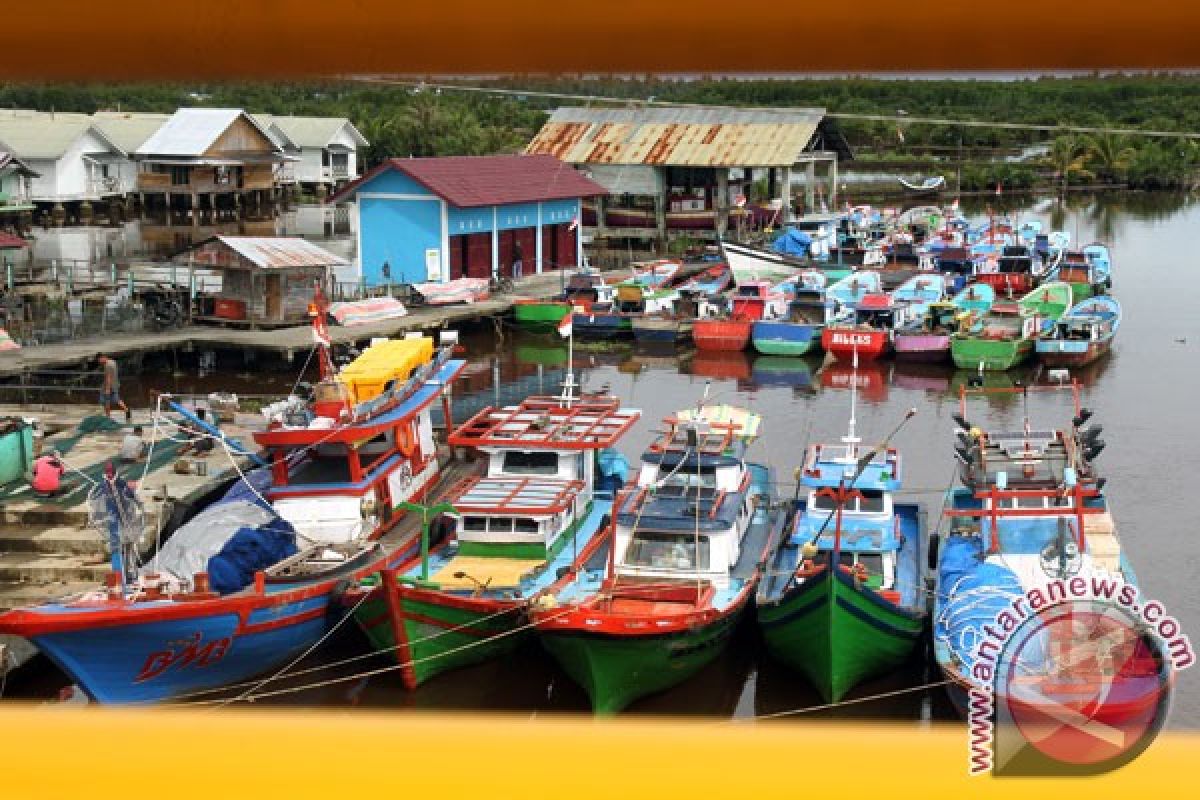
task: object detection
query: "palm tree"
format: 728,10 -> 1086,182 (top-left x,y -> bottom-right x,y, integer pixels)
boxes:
1084,133 -> 1136,183
1043,135 -> 1094,194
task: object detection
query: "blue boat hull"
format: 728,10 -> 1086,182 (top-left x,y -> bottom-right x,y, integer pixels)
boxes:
572,312 -> 630,338
751,320 -> 822,356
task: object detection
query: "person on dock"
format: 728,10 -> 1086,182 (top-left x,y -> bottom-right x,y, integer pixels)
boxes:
177,409 -> 215,457
119,426 -> 147,463
512,242 -> 524,281
96,354 -> 131,423
30,451 -> 66,497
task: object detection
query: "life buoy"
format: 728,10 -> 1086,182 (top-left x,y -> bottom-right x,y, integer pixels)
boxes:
396,424 -> 417,458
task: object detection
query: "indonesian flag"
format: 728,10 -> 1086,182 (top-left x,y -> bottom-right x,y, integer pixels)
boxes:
734,194 -> 746,209
995,182 -> 1003,197
557,314 -> 573,339
567,215 -> 579,232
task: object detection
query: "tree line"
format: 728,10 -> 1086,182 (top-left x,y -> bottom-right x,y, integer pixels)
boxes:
1,75 -> 1197,190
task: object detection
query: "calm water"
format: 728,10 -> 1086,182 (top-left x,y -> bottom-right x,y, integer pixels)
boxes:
5,192 -> 1198,725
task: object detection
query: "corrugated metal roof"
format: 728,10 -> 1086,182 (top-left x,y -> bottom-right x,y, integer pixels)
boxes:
526,107 -> 827,167
91,111 -> 171,153
330,153 -> 606,208
268,116 -> 368,149
136,108 -> 281,157
0,111 -> 123,159
199,236 -> 349,269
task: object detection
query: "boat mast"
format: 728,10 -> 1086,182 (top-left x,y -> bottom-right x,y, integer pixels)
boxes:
842,348 -> 861,462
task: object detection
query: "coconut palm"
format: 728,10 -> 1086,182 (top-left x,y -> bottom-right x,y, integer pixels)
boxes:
1084,133 -> 1137,183
1043,135 -> 1093,194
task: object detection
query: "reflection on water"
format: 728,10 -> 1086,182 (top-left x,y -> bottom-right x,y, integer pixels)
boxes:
4,191 -> 1199,725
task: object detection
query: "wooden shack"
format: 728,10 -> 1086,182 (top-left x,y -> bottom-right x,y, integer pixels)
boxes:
176,235 -> 347,325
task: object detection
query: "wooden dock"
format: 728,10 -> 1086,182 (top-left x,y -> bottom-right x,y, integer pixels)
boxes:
0,269 -> 604,377
0,402 -> 261,673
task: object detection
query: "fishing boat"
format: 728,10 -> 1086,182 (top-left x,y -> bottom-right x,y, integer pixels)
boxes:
1051,243 -> 1112,301
932,384 -> 1153,727
532,405 -> 782,713
894,283 -> 995,363
571,262 -> 680,338
950,281 -> 1072,371
676,263 -> 733,295
820,287 -> 920,363
721,238 -> 853,287
973,243 -> 1044,297
693,281 -> 788,352
0,304 -> 467,703
343,394 -> 640,689
757,365 -> 925,702
751,271 -> 882,357
1036,295 -> 1121,368
512,268 -> 615,332
630,292 -> 724,345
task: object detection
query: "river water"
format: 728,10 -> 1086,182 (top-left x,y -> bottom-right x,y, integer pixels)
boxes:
4,191 -> 1198,725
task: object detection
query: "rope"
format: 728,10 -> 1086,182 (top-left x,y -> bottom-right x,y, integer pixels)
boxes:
185,605 -> 578,706
740,679 -> 951,721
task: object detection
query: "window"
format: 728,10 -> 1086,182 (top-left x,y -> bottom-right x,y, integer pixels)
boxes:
625,532 -> 709,571
859,490 -> 886,513
811,489 -> 886,513
513,518 -> 539,534
657,464 -> 717,498
463,517 -> 487,532
502,451 -> 558,475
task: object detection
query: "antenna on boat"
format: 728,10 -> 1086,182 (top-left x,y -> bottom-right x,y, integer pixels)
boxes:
842,348 -> 861,459
557,313 -> 578,408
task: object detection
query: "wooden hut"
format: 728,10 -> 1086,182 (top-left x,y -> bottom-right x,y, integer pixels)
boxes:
176,235 -> 347,325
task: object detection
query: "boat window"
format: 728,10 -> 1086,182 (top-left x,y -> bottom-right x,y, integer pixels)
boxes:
488,518 -> 514,533
859,490 -> 885,513
811,489 -> 885,513
625,532 -> 709,571
462,517 -> 487,532
658,465 -> 718,498
502,451 -> 559,475
858,553 -> 884,574
513,518 -> 539,534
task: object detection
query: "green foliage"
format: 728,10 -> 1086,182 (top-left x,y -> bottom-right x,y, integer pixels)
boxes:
2,75 -> 1198,186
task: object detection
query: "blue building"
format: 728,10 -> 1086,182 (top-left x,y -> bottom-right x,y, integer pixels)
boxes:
329,154 -> 607,286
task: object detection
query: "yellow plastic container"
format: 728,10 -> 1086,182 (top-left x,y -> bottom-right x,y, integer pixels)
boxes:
337,336 -> 434,403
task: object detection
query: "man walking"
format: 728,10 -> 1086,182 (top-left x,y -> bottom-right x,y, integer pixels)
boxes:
97,354 -> 131,423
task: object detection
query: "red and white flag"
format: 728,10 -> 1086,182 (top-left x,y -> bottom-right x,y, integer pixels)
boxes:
557,314 -> 573,339
995,182 -> 1003,197
734,194 -> 746,209
567,215 -> 579,232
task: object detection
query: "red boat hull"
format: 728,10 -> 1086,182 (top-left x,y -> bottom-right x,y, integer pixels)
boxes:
977,272 -> 1035,296
693,319 -> 752,352
820,327 -> 891,361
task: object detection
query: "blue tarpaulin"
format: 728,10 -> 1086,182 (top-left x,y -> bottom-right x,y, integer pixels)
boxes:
772,228 -> 813,257
208,517 -> 299,594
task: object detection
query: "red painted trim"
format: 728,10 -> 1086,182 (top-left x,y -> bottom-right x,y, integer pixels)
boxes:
236,606 -> 327,635
531,582 -> 753,637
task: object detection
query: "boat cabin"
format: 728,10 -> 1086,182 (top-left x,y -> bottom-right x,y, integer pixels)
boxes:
614,418 -> 754,588
850,293 -> 910,331
731,281 -> 786,320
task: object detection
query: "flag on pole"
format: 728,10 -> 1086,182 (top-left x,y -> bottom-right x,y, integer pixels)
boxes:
567,215 -> 579,232
995,182 -> 1003,197
557,314 -> 573,339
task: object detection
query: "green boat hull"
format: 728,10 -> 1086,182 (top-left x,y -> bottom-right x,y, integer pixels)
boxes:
1067,281 -> 1095,302
513,301 -> 571,332
540,607 -> 743,714
950,336 -> 1032,371
757,570 -> 925,703
752,338 -> 820,356
353,589 -> 525,688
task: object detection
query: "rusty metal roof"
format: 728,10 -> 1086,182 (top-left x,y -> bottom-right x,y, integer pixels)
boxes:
526,107 -> 833,167
183,236 -> 349,269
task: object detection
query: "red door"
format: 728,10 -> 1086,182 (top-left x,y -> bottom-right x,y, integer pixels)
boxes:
542,226 -> 557,270
556,224 -> 578,268
449,235 -> 465,280
465,233 -> 492,280
497,230 -> 515,277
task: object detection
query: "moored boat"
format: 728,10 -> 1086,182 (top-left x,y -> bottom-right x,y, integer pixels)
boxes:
821,288 -> 920,362
894,283 -> 995,363
950,281 -> 1072,371
344,394 -> 640,689
750,271 -> 877,357
1036,295 -> 1121,368
0,303 -> 467,703
757,373 -> 925,702
532,406 -> 782,713
932,384 -> 1153,730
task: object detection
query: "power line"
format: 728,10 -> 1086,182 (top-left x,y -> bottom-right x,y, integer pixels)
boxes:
348,75 -> 1200,141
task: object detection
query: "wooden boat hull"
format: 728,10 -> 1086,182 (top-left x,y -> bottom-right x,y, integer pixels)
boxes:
537,595 -> 748,714
0,535 -> 424,704
693,319 -> 752,352
751,320 -> 822,356
572,311 -> 631,338
820,327 -> 891,362
513,300 -> 571,332
951,336 -> 1033,371
631,316 -> 692,344
353,586 -> 525,690
758,567 -> 925,702
1035,338 -> 1112,367
976,272 -> 1035,296
893,332 -> 951,363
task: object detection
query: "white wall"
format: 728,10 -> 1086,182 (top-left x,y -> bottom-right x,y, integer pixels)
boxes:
27,129 -> 122,202
295,148 -> 325,183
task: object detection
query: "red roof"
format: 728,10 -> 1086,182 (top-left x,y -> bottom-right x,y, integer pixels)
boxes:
859,293 -> 893,309
0,232 -> 28,249
329,154 -> 607,208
